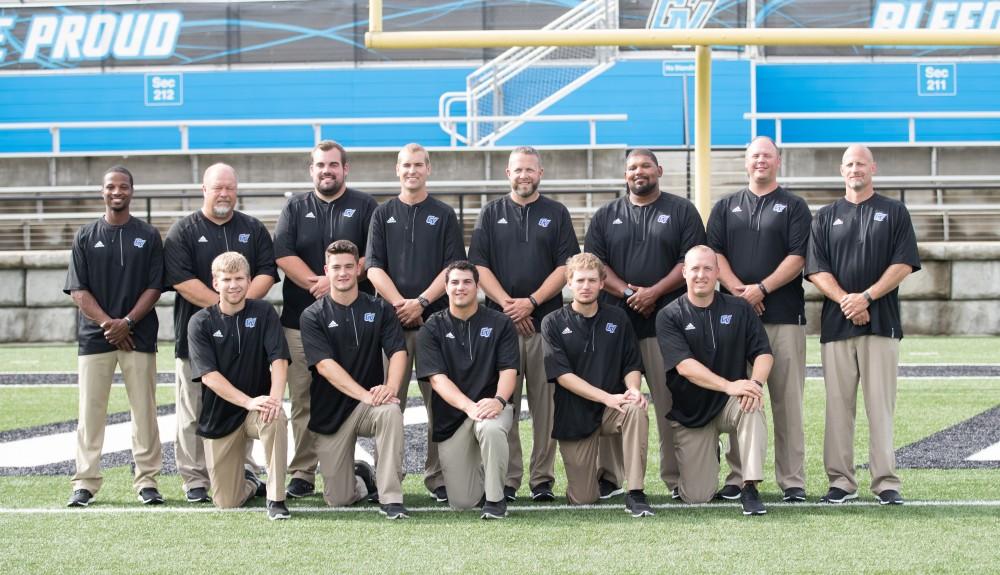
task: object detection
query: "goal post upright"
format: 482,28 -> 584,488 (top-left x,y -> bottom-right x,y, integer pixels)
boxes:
365,2 -> 1000,219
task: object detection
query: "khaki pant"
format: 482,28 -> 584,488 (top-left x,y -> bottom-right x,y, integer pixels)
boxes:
724,323 -> 807,491
821,335 -> 901,495
204,410 -> 288,508
175,358 -> 256,491
314,402 -> 405,506
505,331 -> 556,491
561,402 -> 649,505
673,396 -> 767,504
388,329 -> 444,492
284,328 -> 318,483
597,338 -> 676,489
438,405 -> 513,510
72,351 -> 161,495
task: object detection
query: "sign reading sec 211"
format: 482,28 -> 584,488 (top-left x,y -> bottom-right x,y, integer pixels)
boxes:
145,73 -> 183,106
917,64 -> 956,96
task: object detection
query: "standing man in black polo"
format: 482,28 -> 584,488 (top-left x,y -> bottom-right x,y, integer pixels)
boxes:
187,252 -> 290,520
165,163 -> 279,503
274,140 -> 378,499
366,142 -> 465,502
416,261 -> 519,519
707,136 -> 812,503
469,145 -> 579,502
657,246 -> 772,516
64,166 -> 164,507
541,253 -> 654,517
806,144 -> 920,506
584,148 -> 705,497
300,240 -> 410,519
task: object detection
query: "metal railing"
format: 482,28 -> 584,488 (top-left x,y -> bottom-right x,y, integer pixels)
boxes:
744,111 -> 1000,147
0,114 -> 627,156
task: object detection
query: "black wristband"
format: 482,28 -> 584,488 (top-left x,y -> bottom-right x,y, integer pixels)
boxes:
863,291 -> 873,303
417,296 -> 430,308
494,396 -> 508,408
751,379 -> 764,388
757,282 -> 769,296
528,295 -> 539,309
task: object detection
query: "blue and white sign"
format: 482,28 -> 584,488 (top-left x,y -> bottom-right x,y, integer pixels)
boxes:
918,64 -> 956,96
144,73 -> 183,106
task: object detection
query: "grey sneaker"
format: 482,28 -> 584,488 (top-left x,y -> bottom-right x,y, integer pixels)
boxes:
625,490 -> 655,517
67,489 -> 93,507
285,478 -> 315,499
379,503 -> 410,519
598,478 -> 624,500
714,484 -> 742,500
740,484 -> 767,516
877,489 -> 904,505
354,461 -> 377,500
185,487 -> 210,503
530,481 -> 555,502
138,487 -> 164,505
481,499 -> 507,520
820,487 -> 858,504
266,499 -> 290,520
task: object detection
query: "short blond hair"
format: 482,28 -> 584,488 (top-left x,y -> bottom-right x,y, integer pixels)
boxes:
397,142 -> 429,165
565,252 -> 606,282
211,251 -> 250,278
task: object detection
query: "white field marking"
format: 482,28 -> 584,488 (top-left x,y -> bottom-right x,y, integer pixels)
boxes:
0,399 -> 530,468
967,440 -> 1000,461
3,499 -> 1000,515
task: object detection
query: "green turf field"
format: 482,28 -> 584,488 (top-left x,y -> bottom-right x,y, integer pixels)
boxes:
0,339 -> 998,574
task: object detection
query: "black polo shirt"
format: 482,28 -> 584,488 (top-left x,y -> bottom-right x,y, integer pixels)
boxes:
64,216 -> 164,356
415,306 -> 519,442
707,186 -> 812,325
541,303 -> 643,441
164,210 -> 279,358
468,194 -> 580,328
188,299 -> 290,439
585,192 -> 706,338
804,194 -> 920,344
299,293 -> 407,436
273,188 -> 378,330
657,293 -> 772,428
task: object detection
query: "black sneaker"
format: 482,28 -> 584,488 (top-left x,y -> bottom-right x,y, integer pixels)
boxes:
877,489 -> 904,505
379,503 -> 410,519
481,499 -> 507,520
820,487 -> 858,504
625,490 -> 655,517
430,486 -> 448,503
503,486 -> 517,502
354,461 -> 377,500
530,481 -> 555,502
782,487 -> 807,502
67,489 -> 93,507
185,487 -> 211,503
285,478 -> 315,499
598,478 -> 624,500
671,487 -> 681,500
266,499 -> 291,520
245,469 -> 266,498
714,484 -> 742,501
138,487 -> 164,505
740,484 -> 767,516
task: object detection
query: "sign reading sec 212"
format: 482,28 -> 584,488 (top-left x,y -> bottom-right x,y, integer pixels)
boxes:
144,73 -> 183,106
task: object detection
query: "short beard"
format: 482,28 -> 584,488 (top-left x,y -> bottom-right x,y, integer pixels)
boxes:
212,205 -> 233,219
316,179 -> 342,198
628,181 -> 657,197
511,182 -> 538,198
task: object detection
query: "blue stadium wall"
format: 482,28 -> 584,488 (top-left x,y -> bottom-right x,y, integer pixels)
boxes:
2,59 -> 1000,151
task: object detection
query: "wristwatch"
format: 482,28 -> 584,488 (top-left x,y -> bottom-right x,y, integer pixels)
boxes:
622,287 -> 635,298
124,316 -> 134,331
417,296 -> 430,308
863,291 -> 874,304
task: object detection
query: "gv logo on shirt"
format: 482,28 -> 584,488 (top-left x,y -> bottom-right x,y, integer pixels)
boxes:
426,215 -> 439,226
874,211 -> 888,222
238,233 -> 250,243
133,238 -> 146,248
720,314 -> 732,325
480,327 -> 493,338
245,317 -> 257,328
773,203 -> 787,213
657,214 -> 670,224
605,322 -> 617,334
343,209 -> 356,218
538,218 -> 551,228
363,312 -> 376,323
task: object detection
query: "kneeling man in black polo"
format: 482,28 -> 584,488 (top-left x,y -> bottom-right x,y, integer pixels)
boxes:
188,252 -> 291,520
416,261 -> 519,519
656,245 -> 773,516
